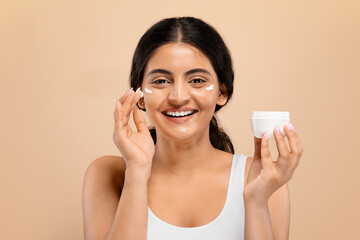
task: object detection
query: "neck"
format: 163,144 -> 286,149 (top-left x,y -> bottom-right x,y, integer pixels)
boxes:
151,131 -> 219,177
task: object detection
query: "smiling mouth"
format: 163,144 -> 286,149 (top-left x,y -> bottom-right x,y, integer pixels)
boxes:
162,110 -> 198,118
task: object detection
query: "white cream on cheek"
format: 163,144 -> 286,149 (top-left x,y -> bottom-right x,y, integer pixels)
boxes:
205,84 -> 214,91
144,88 -> 152,94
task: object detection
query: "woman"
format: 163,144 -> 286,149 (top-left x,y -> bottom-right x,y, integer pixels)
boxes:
82,17 -> 303,240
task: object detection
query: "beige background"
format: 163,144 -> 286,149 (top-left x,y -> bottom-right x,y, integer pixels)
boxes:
1,0 -> 359,239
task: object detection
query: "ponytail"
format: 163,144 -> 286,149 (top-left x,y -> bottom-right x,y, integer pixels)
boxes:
148,115 -> 234,154
209,116 -> 234,154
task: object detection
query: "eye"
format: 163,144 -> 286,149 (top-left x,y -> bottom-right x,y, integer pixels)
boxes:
189,78 -> 206,84
152,79 -> 170,85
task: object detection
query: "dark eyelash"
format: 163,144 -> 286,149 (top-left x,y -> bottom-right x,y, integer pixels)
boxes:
190,79 -> 206,83
153,79 -> 169,84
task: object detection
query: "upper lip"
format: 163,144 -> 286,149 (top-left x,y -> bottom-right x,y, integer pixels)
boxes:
162,107 -> 198,113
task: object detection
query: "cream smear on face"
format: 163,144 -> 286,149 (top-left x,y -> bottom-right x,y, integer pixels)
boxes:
205,84 -> 214,91
144,88 -> 152,94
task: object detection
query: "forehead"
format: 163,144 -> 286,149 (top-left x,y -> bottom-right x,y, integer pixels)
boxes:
144,43 -> 215,74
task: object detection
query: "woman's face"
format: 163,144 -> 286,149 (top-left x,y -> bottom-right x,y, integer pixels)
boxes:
141,43 -> 228,141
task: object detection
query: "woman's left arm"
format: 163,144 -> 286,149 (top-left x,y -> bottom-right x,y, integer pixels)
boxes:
244,123 -> 303,240
268,183 -> 290,240
244,183 -> 290,240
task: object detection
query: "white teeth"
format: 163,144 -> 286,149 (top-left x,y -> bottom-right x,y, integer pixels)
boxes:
165,111 -> 194,117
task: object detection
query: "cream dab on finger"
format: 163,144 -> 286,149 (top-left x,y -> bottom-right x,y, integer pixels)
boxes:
206,84 -> 214,91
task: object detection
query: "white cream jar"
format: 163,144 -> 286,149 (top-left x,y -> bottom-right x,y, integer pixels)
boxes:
250,111 -> 290,139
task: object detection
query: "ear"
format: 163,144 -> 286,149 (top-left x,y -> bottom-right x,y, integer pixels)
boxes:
137,97 -> 146,111
216,83 -> 228,106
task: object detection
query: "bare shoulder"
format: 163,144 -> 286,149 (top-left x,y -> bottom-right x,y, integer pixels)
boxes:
83,155 -> 126,189
82,155 -> 126,240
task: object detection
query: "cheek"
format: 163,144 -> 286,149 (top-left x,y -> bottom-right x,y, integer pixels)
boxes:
191,88 -> 219,108
143,90 -> 166,109
142,90 -> 166,122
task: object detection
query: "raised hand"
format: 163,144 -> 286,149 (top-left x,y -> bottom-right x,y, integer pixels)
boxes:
244,123 -> 303,205
113,88 -> 155,178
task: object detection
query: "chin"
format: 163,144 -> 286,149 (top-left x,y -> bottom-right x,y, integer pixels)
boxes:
157,125 -> 209,144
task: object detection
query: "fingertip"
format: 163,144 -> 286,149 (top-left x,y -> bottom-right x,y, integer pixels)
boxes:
133,106 -> 140,113
135,90 -> 143,101
114,98 -> 120,110
262,132 -> 269,141
275,126 -> 281,135
285,122 -> 294,132
273,126 -> 285,140
120,90 -> 128,104
283,122 -> 296,140
133,106 -> 144,118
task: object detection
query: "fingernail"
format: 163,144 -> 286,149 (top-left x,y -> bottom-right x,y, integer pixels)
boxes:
114,98 -> 117,106
264,132 -> 269,141
275,126 -> 281,135
121,90 -> 126,97
286,122 -> 294,131
135,87 -> 140,93
140,91 -> 144,98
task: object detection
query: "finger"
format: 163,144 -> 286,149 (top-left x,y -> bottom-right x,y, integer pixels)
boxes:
260,132 -> 273,169
121,88 -> 134,107
253,136 -> 262,159
283,123 -> 303,156
119,89 -> 128,104
273,126 -> 290,158
133,107 -> 149,134
122,88 -> 143,124
121,88 -> 136,123
283,123 -> 303,168
128,88 -> 143,115
113,98 -> 121,122
273,126 -> 290,161
113,99 -> 124,134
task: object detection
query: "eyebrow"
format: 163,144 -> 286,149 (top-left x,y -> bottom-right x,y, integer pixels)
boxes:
146,68 -> 211,77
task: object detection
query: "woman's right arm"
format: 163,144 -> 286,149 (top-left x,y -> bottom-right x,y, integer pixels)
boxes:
107,168 -> 149,239
82,157 -> 150,240
83,88 -> 155,240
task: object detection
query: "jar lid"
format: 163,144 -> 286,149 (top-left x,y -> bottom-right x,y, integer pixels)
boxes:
251,111 -> 290,118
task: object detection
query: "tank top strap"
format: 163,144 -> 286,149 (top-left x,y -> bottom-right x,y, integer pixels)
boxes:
227,153 -> 247,205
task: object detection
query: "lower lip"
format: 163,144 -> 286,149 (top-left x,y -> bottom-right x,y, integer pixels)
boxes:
162,112 -> 196,124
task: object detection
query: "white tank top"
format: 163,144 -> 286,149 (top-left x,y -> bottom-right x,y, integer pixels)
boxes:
147,154 -> 247,240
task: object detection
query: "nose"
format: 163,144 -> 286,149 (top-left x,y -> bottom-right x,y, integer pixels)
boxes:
168,80 -> 190,106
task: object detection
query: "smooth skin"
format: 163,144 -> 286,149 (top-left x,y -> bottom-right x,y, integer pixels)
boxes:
82,43 -> 303,240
